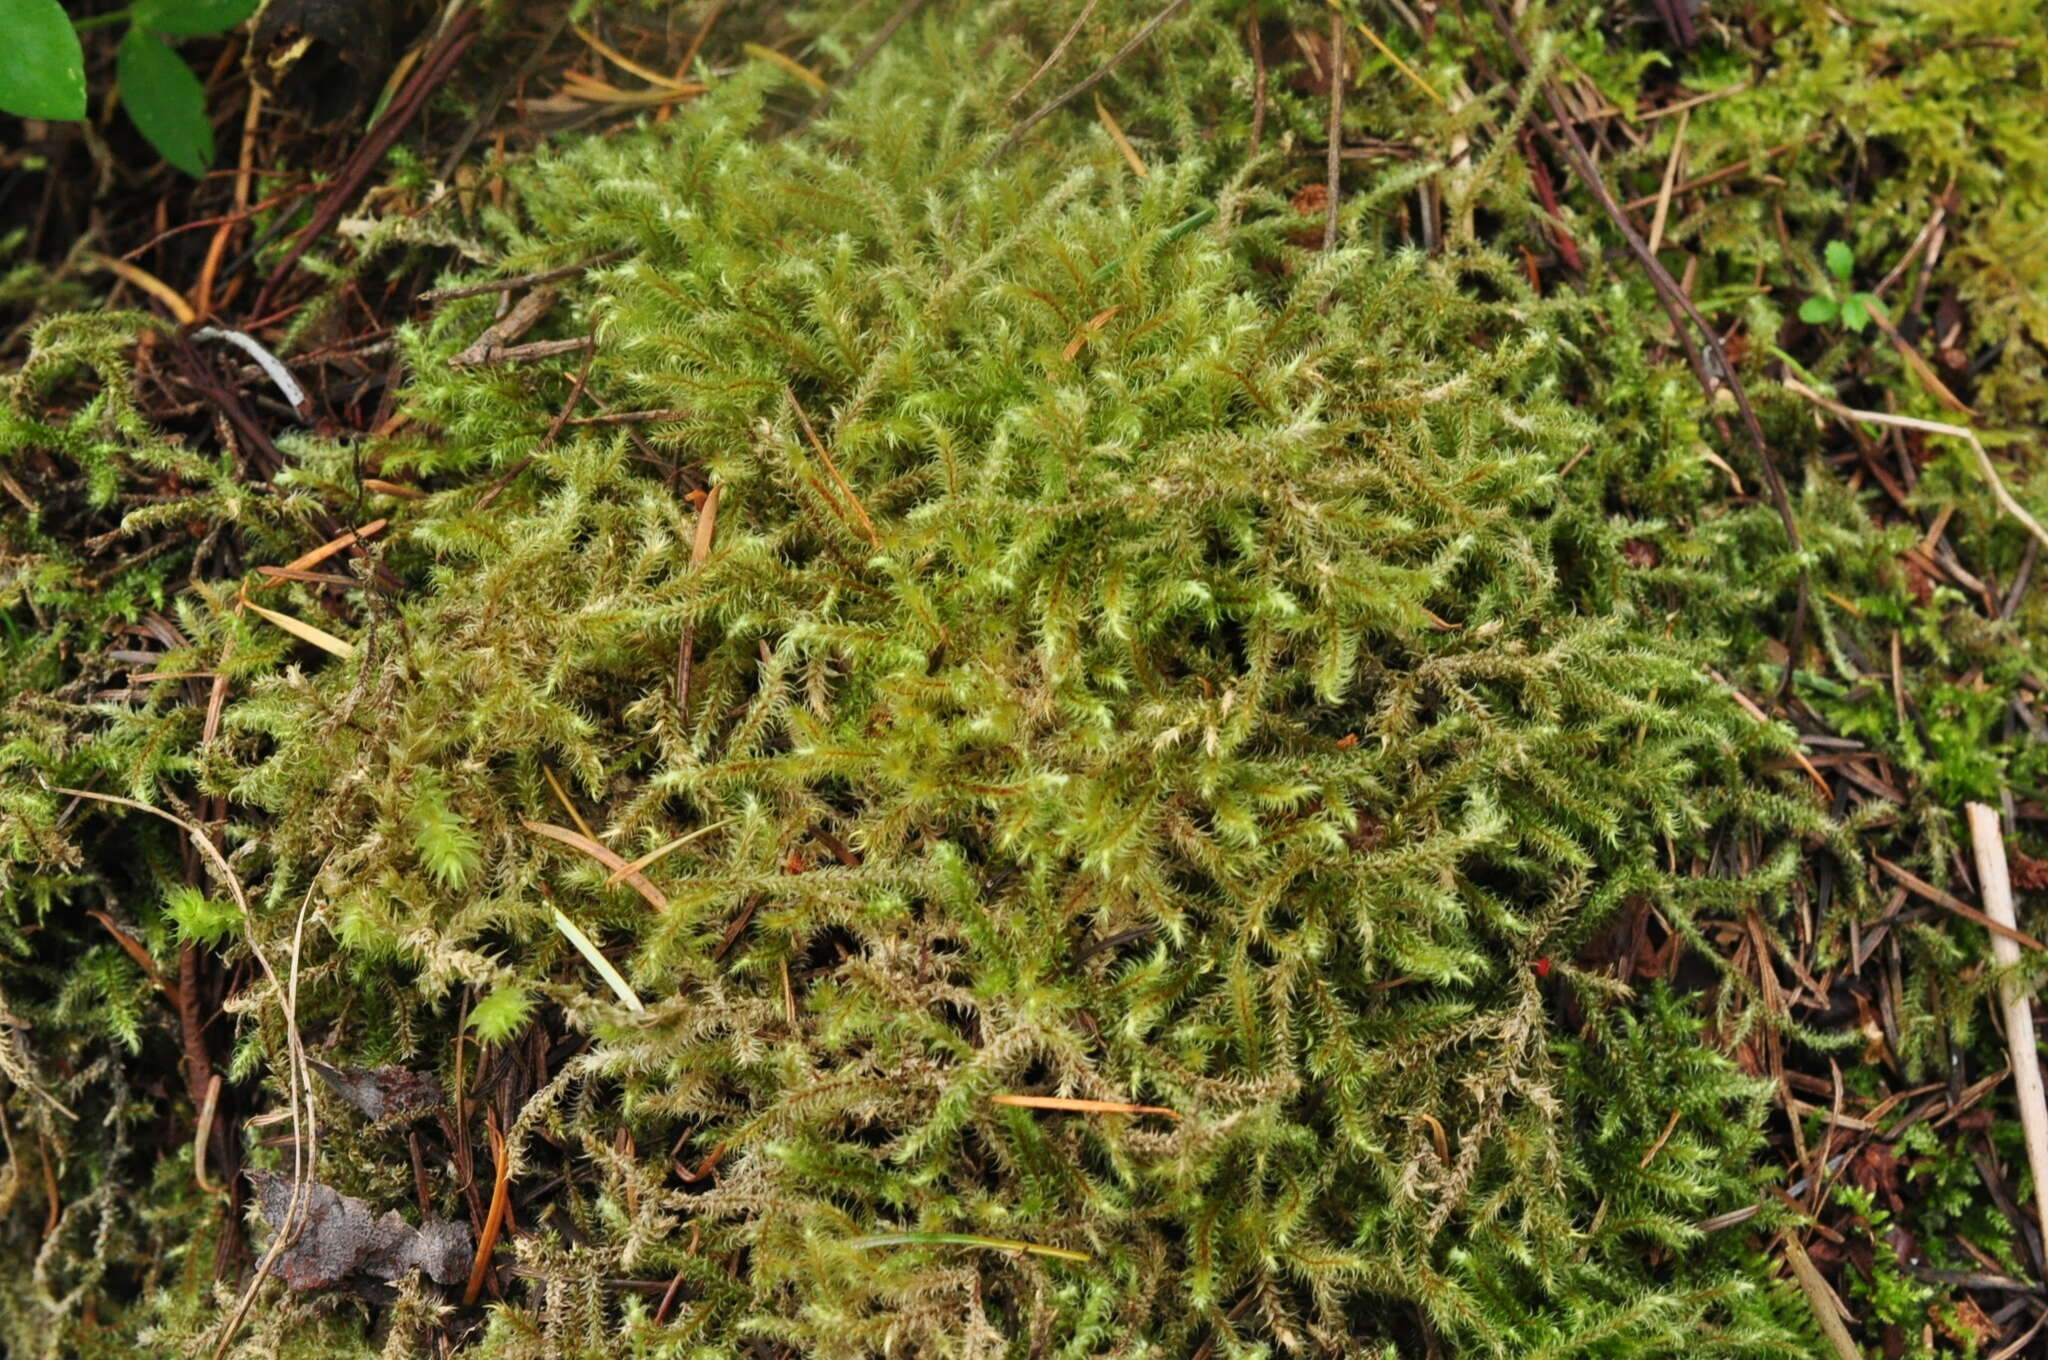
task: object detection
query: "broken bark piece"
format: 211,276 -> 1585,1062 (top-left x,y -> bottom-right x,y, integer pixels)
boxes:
310,1060 -> 445,1121
248,1172 -> 472,1290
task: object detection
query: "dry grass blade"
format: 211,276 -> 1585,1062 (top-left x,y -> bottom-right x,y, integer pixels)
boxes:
572,23 -> 698,92
1646,107 -> 1688,256
558,70 -> 707,107
1062,304 -> 1122,361
690,484 -> 721,567
1783,378 -> 2047,548
1781,1232 -> 1864,1360
548,907 -> 646,1011
540,765 -> 600,845
1967,802 -> 2048,1255
360,478 -> 425,500
240,597 -> 357,659
677,484 -> 722,715
521,818 -> 667,913
1322,5 -> 1344,251
1350,13 -> 1444,107
992,1093 -> 1181,1120
603,818 -> 734,887
192,1073 -> 223,1194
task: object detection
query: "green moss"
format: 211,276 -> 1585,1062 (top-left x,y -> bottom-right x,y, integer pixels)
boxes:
3,0 -> 2046,1355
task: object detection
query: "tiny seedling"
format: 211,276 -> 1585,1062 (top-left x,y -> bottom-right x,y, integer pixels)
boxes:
0,0 -> 258,177
1798,240 -> 1882,334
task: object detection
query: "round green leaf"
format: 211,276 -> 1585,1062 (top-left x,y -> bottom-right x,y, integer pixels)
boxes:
117,26 -> 214,177
134,0 -> 260,37
1797,296 -> 1838,325
1824,239 -> 1854,283
0,0 -> 87,120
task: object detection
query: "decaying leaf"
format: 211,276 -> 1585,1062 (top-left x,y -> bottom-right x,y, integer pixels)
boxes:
248,1172 -> 472,1291
310,1060 -> 446,1121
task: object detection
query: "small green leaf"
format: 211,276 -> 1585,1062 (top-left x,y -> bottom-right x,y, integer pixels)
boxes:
468,986 -> 536,1044
408,775 -> 481,890
0,0 -> 87,120
118,26 -> 215,176
1839,294 -> 1870,334
134,0 -> 259,36
1824,239 -> 1854,283
1798,296 -> 1838,325
166,884 -> 239,947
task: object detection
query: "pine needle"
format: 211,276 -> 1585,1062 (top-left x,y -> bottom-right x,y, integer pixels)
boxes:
992,1093 -> 1180,1120
239,596 -> 357,659
1093,94 -> 1148,178
744,42 -> 829,93
787,388 -> 878,545
547,907 -> 645,1011
259,519 -> 386,589
603,818 -> 734,887
1349,14 -> 1444,107
522,818 -> 668,913
87,252 -> 197,325
463,1118 -> 514,1305
541,765 -> 601,845
849,1231 -> 1092,1263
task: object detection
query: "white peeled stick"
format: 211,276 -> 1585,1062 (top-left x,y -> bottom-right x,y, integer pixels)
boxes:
1966,800 -> 2048,1255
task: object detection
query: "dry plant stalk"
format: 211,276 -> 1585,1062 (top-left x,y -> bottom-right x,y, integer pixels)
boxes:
1780,1231 -> 1862,1360
1966,801 -> 2048,1255
1785,378 -> 2048,551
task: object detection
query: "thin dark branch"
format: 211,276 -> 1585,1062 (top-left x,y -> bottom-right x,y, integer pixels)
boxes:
1247,1 -> 1267,159
985,0 -> 1191,166
254,11 -> 481,313
1009,0 -> 1104,107
1323,6 -> 1344,251
1479,0 -> 1809,704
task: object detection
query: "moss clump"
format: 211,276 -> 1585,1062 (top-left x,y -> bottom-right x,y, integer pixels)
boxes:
6,0 -> 2045,1355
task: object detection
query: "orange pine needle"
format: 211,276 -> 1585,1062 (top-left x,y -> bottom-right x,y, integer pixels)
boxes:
521,819 -> 668,913
992,1094 -> 1181,1120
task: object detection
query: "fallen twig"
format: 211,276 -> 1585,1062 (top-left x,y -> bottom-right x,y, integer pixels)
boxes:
1784,377 -> 2046,549
1872,854 -> 2044,951
1010,0 -> 1103,106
